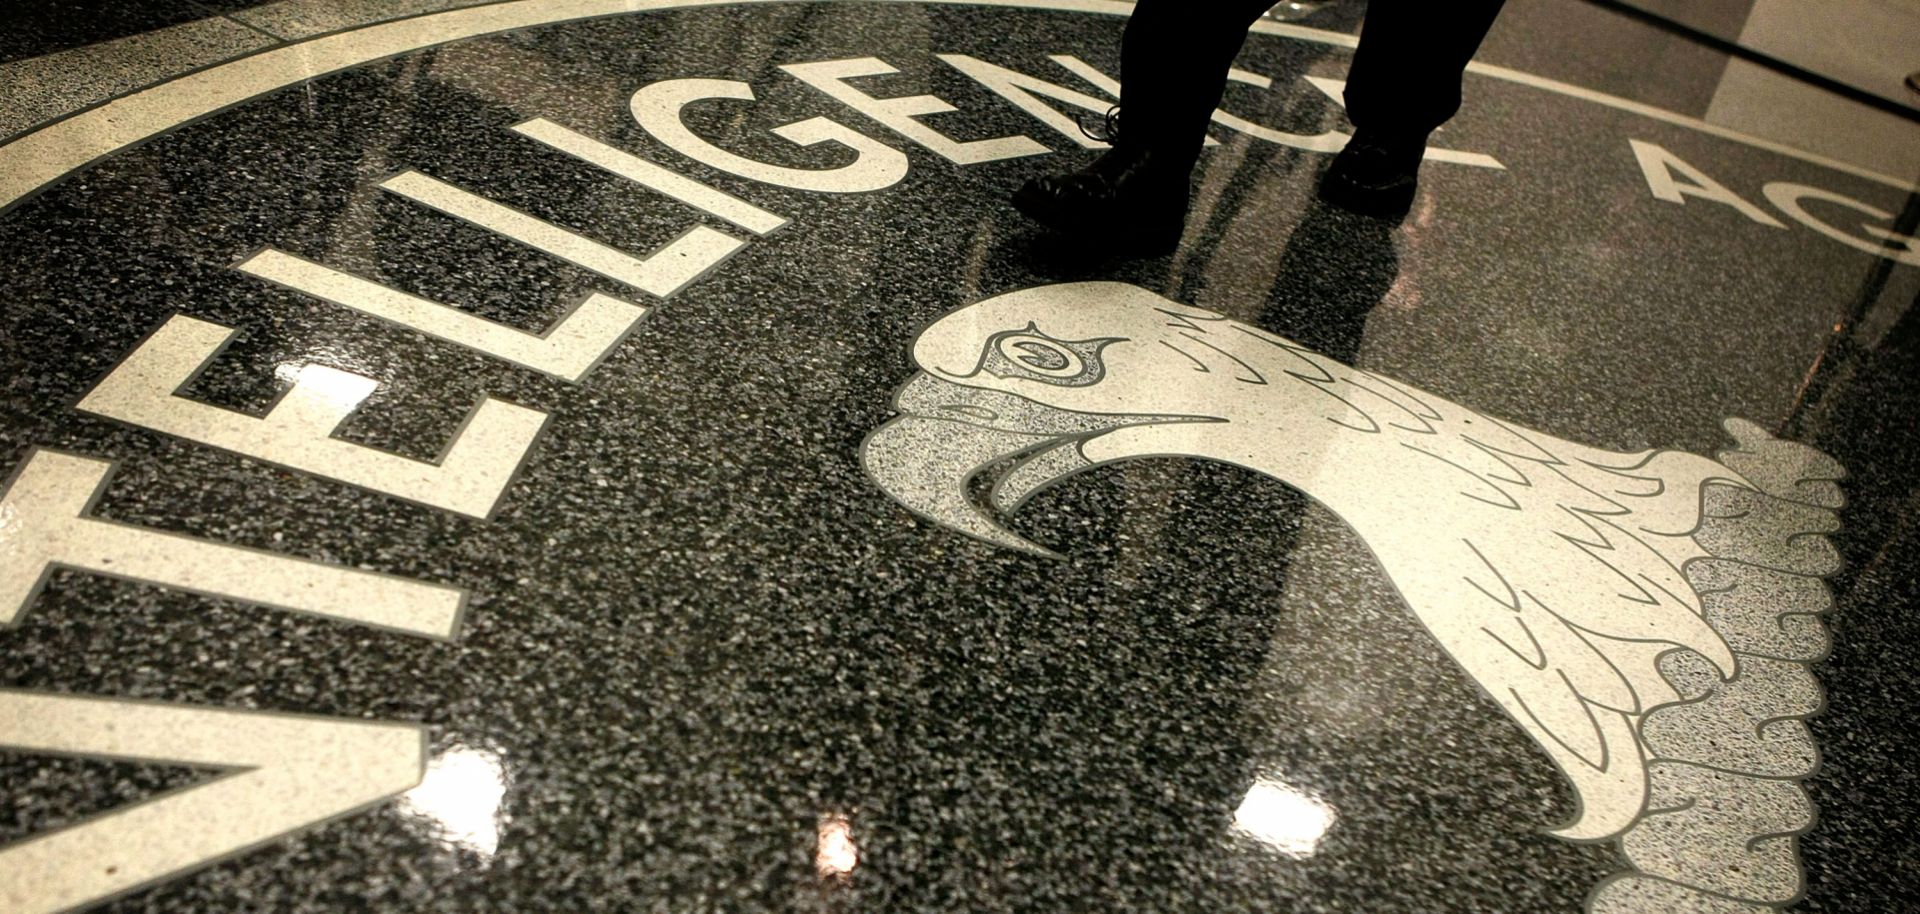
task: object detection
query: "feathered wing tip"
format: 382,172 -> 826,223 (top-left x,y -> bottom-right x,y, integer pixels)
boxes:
1589,419 -> 1844,914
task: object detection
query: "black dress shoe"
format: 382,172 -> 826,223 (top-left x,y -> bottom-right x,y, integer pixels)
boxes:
1012,141 -> 1190,255
1318,129 -> 1428,219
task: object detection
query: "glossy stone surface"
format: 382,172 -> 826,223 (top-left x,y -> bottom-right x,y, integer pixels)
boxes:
1,2 -> 1916,913
0,0 -> 226,63
0,17 -> 275,141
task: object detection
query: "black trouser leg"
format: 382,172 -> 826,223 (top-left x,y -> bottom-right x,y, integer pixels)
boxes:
1343,0 -> 1508,138
1119,0 -> 1508,156
1118,0 -> 1277,167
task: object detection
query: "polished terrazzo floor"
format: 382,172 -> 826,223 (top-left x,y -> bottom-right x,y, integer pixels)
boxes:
2,2 -> 1917,913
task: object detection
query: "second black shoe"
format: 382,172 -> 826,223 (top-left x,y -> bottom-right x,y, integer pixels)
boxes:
1318,129 -> 1428,220
1011,141 -> 1191,255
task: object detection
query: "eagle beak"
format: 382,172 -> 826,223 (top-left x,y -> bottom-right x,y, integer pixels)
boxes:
860,373 -> 1210,558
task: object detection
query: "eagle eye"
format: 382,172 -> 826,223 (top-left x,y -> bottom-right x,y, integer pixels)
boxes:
1008,340 -> 1070,371
971,323 -> 1123,387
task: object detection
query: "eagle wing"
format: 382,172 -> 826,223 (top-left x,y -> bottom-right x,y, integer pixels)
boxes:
1357,415 -> 1743,840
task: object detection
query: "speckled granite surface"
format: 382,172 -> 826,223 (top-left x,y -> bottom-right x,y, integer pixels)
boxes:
1,2 -> 1916,912
0,0 -> 232,63
0,16 -> 275,142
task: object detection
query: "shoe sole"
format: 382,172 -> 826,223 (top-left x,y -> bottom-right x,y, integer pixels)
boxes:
1317,171 -> 1416,220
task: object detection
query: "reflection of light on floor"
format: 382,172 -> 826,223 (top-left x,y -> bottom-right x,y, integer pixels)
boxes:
399,745 -> 507,856
273,361 -> 377,411
1262,0 -> 1333,21
815,812 -> 859,878
1232,777 -> 1335,857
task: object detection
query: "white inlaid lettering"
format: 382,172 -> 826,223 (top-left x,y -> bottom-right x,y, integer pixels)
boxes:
0,449 -> 465,638
1630,139 -> 1787,228
781,57 -> 1049,165
1045,56 -> 1497,165
238,248 -> 647,383
1210,67 -> 1349,154
379,169 -> 744,298
78,315 -> 547,518
1044,55 -> 1217,148
0,691 -> 424,914
1210,69 -> 1504,169
511,117 -> 789,234
1298,75 -> 1504,169
936,54 -> 1117,149
630,77 -> 911,193
1762,181 -> 1920,267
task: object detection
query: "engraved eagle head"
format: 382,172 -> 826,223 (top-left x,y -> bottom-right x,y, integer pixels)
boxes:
861,281 -> 1254,556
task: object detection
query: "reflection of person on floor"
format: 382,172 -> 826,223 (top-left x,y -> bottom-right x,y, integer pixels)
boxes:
1014,0 -> 1507,251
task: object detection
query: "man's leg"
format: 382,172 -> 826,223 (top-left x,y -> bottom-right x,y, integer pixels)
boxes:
1010,0 -> 1272,253
1118,0 -> 1282,170
1321,0 -> 1508,217
1343,0 -> 1508,136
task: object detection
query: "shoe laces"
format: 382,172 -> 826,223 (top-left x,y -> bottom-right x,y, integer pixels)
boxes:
1077,105 -> 1122,144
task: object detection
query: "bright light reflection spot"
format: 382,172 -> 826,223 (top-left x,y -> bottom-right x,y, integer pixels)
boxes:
1232,777 -> 1335,857
399,745 -> 507,857
815,812 -> 859,877
273,361 -> 377,411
